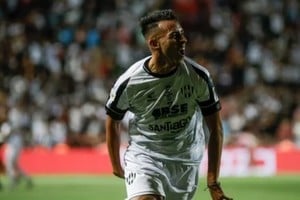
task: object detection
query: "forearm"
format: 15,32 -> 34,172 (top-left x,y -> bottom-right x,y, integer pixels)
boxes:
205,112 -> 223,184
107,132 -> 122,170
207,128 -> 223,183
105,116 -> 123,176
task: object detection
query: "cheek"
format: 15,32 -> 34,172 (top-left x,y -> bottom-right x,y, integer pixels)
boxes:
161,42 -> 176,54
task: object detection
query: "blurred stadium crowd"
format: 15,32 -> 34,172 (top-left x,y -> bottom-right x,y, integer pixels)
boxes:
0,0 -> 299,149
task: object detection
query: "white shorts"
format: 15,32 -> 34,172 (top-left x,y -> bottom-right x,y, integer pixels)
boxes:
124,153 -> 199,200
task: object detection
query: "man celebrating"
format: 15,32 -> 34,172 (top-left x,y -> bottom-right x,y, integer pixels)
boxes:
106,9 -> 232,200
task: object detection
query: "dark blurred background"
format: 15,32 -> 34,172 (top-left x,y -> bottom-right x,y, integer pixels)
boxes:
0,0 -> 299,150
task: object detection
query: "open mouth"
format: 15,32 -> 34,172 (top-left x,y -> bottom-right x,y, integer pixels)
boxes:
179,47 -> 185,56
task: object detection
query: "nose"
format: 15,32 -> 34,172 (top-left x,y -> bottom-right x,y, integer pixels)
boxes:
180,34 -> 187,43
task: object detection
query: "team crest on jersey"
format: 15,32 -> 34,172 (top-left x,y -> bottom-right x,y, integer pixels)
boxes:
180,85 -> 194,98
165,85 -> 174,105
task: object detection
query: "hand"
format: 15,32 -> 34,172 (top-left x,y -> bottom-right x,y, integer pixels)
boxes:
113,171 -> 124,179
207,182 -> 233,200
113,167 -> 125,179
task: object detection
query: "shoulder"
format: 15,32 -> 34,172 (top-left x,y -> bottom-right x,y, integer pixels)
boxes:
114,57 -> 150,86
183,56 -> 211,81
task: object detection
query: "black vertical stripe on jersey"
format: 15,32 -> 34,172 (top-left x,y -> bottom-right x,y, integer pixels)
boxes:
105,78 -> 130,120
189,63 -> 216,105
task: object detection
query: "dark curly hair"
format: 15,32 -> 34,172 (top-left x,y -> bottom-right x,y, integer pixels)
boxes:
139,9 -> 178,37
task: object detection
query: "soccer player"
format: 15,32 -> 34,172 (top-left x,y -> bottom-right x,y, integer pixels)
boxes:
1,101 -> 33,190
105,9 -> 232,200
3,127 -> 33,190
0,145 -> 4,190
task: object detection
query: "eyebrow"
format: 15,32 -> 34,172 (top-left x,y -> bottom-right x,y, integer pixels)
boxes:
168,29 -> 184,36
153,22 -> 183,39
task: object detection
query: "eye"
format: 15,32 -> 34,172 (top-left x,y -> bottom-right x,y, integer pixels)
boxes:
172,32 -> 181,40
171,31 -> 185,41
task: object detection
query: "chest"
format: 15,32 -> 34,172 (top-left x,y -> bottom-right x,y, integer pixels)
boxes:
127,77 -> 197,119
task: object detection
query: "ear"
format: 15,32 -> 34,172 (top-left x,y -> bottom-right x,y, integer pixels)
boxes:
149,39 -> 159,49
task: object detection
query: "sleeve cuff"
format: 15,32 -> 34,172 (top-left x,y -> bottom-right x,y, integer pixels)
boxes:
105,106 -> 126,120
200,101 -> 221,116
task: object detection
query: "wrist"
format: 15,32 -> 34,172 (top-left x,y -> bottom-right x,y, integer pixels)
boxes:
207,181 -> 220,188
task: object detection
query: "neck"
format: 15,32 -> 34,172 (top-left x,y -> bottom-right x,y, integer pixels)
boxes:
148,57 -> 178,74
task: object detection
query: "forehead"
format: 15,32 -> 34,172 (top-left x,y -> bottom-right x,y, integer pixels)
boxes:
157,20 -> 183,33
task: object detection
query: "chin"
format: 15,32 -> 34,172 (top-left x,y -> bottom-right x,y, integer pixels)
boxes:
178,53 -> 185,60
174,57 -> 184,65
169,53 -> 184,63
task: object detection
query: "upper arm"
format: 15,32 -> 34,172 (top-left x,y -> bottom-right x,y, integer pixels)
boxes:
105,115 -> 122,140
204,111 -> 223,134
106,115 -> 121,131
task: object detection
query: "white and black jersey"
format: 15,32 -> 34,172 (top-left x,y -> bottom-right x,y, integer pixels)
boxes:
106,56 -> 221,164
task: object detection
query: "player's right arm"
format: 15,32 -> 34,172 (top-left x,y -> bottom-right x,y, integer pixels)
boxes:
105,70 -> 132,178
106,115 -> 124,178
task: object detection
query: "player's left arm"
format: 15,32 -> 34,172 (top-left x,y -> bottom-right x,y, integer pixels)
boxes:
204,111 -> 222,184
204,111 -> 233,200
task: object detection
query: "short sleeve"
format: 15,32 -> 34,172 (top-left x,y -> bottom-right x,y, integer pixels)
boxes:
105,78 -> 130,120
194,70 -> 221,116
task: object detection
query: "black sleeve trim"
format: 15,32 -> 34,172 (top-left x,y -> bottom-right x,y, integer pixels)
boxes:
199,101 -> 221,116
105,106 -> 127,120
